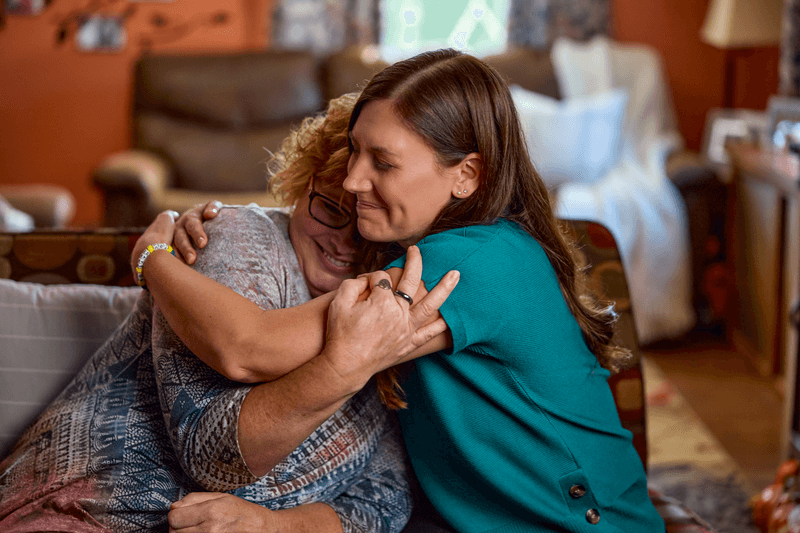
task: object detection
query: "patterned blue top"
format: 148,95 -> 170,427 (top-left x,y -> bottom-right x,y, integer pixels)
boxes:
0,206 -> 412,533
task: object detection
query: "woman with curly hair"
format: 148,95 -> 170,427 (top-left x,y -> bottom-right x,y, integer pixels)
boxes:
0,93 -> 429,533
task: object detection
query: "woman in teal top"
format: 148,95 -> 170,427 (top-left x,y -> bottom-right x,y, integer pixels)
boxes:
134,48 -> 665,532
387,222 -> 658,532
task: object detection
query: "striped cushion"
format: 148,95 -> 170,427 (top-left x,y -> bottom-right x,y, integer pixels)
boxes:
0,279 -> 140,456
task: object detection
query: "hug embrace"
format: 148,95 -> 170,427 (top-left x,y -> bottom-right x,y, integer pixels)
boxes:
0,49 -> 665,533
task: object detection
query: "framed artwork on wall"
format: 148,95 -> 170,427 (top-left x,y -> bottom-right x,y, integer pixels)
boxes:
76,13 -> 127,52
7,0 -> 49,16
767,95 -> 800,151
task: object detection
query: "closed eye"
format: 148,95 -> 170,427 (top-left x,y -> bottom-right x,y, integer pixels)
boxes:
374,159 -> 393,171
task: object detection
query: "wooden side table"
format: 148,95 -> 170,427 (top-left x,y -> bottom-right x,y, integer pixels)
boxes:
726,142 -> 800,459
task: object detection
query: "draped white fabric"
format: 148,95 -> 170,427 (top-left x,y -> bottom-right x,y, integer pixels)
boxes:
0,196 -> 33,232
550,36 -> 695,345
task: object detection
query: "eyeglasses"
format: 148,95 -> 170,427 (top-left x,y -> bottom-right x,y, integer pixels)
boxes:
308,181 -> 352,229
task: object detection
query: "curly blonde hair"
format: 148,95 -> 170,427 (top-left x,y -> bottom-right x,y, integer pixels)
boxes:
267,92 -> 358,208
266,92 -> 409,410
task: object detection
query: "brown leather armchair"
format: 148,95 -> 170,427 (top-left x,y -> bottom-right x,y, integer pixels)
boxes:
92,48 -> 386,227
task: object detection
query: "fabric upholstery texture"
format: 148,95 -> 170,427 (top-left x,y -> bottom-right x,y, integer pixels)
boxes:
0,229 -> 143,456
0,280 -> 140,457
0,230 -> 142,286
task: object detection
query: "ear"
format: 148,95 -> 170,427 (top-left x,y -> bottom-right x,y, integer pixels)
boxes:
451,153 -> 482,199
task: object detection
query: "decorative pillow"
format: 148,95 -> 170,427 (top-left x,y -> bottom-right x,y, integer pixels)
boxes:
511,85 -> 628,188
0,280 -> 140,457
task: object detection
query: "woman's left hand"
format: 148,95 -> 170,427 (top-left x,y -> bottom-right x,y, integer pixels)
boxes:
130,210 -> 179,280
168,492 -> 274,532
322,245 -> 459,389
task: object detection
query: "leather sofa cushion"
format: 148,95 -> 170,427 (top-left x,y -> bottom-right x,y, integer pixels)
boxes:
137,113 -> 290,192
322,46 -> 389,100
484,46 -> 562,100
134,51 -> 325,128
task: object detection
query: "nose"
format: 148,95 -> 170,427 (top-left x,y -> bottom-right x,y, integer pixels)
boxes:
343,153 -> 371,194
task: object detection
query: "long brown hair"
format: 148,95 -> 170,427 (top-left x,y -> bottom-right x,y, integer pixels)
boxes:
350,49 -> 632,383
265,92 -> 408,409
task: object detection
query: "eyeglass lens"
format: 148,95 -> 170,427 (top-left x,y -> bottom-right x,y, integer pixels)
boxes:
310,193 -> 351,229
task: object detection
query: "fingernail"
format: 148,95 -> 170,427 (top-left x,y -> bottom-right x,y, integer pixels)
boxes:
198,237 -> 205,245
210,208 -> 218,213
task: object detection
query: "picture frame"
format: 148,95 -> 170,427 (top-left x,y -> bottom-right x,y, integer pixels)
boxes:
767,95 -> 800,151
6,0 -> 48,16
75,13 -> 127,52
703,108 -> 768,169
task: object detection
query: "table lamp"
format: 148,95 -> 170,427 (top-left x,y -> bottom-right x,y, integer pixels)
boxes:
700,0 -> 783,108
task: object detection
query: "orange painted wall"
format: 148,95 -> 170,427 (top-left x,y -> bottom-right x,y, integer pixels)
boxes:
0,0 -> 275,227
612,0 -> 780,151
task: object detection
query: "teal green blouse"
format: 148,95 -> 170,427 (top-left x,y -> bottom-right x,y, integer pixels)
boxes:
389,219 -> 664,533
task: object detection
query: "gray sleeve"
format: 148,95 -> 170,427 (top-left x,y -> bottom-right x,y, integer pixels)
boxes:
151,206 -> 293,490
326,416 -> 414,533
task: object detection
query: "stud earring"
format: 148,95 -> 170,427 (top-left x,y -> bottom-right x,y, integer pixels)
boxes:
462,189 -> 468,194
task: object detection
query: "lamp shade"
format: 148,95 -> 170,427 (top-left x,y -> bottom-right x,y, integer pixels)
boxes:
701,0 -> 783,48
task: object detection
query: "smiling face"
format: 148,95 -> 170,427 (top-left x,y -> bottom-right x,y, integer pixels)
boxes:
345,99 -> 465,248
289,179 -> 358,297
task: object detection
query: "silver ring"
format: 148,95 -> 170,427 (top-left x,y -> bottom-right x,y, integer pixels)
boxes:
394,289 -> 414,306
376,279 -> 392,290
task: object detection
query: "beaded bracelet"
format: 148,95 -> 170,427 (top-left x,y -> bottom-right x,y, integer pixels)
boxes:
135,243 -> 175,290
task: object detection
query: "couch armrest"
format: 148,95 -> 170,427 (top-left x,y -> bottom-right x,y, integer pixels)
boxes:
665,149 -> 718,189
92,150 -> 173,227
0,184 -> 76,228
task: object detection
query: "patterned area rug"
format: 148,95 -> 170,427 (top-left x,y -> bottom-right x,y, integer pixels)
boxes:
643,357 -> 759,533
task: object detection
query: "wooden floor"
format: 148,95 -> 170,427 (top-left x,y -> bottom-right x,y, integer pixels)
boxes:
643,329 -> 785,493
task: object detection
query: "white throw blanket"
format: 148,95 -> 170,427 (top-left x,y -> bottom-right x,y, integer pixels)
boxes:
0,196 -> 33,232
550,37 -> 695,345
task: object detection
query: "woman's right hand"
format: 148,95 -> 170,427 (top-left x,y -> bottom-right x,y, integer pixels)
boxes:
322,245 -> 459,390
168,492 -> 274,532
173,200 -> 223,264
